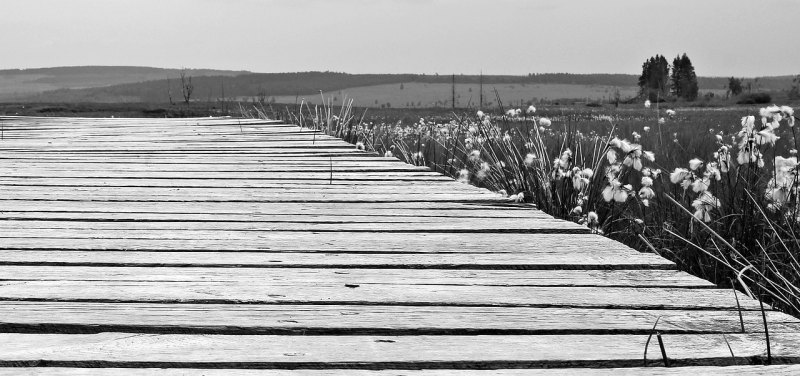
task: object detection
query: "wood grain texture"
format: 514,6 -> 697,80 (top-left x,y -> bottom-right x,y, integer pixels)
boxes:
0,250 -> 676,270
0,283 -> 766,309
0,266 -> 710,285
0,302 -> 797,335
2,366 -> 800,375
0,333 -> 797,368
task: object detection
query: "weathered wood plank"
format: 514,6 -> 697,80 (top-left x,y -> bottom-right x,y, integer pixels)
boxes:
0,266 -> 712,287
1,163 -> 434,172
0,204 -> 552,219
0,171 -> 453,180
0,250 -> 676,269
0,233 -> 650,254
0,187 -> 500,199
1,366 -> 800,375
0,302 -> 797,335
0,219 -> 588,233
0,333 -> 796,368
0,282 -> 763,310
0,200 -> 548,216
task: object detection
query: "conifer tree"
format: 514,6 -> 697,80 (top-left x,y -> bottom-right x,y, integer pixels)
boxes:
671,53 -> 698,101
638,55 -> 670,101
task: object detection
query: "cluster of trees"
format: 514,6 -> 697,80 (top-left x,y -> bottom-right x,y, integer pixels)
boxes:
638,53 -> 698,101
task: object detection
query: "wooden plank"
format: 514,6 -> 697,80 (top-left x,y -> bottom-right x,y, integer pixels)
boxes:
0,302 -> 797,335
0,163 -> 434,172
0,333 -> 796,368
0,233 -> 652,255
0,200 -> 549,216
0,185 -> 493,196
0,282 -> 765,310
0,219 -> 588,233
0,193 -> 509,204
0,250 -> 677,269
0,266 -> 713,287
2,366 -> 800,375
1,149 -> 373,155
0,199 -> 553,221
0,171 -> 453,180
0,211 -> 555,222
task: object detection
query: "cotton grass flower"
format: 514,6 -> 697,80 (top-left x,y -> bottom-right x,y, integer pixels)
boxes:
665,109 -> 676,116
457,169 -> 470,184
670,168 -> 691,184
355,142 -> 365,150
644,100 -> 651,109
602,179 -> 631,203
639,175 -> 655,200
688,158 -> 703,171
526,105 -> 536,114
692,191 -> 720,222
524,153 -> 536,167
587,211 -> 599,227
773,156 -> 798,187
622,145 -> 645,170
538,117 -> 552,127
691,177 -> 710,193
572,167 -> 592,190
475,162 -> 491,180
755,128 -> 779,145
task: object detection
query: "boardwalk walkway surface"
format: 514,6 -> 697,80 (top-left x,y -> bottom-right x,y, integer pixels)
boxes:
0,116 -> 799,374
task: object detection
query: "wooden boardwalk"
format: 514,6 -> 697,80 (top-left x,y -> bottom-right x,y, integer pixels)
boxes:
0,116 -> 799,374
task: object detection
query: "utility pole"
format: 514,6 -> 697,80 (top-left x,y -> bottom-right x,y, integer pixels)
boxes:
479,70 -> 483,109
451,74 -> 456,109
220,78 -> 226,115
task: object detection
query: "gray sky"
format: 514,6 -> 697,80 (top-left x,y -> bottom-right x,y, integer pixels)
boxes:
2,0 -> 797,77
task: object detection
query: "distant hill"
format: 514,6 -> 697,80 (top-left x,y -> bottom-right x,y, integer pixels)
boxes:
2,67 -> 796,105
8,72 -> 646,103
0,66 -> 249,100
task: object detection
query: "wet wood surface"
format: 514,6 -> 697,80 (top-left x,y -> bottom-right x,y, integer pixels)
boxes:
0,115 -> 798,373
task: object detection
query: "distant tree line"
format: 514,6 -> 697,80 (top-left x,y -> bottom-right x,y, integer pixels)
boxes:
17,69 -> 799,104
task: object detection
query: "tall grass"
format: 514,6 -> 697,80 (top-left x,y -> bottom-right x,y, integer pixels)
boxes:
252,98 -> 800,317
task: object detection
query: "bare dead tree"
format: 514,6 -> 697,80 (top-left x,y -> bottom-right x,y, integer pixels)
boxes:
180,68 -> 194,105
257,87 -> 267,105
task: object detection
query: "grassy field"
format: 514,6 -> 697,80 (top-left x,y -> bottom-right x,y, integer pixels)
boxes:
277,98 -> 800,317
267,82 -> 642,108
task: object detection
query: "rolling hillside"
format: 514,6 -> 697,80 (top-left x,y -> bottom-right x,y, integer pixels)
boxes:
2,68 -> 796,107
0,66 -> 248,100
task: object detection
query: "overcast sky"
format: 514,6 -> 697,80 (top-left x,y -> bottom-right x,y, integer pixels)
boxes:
2,0 -> 797,77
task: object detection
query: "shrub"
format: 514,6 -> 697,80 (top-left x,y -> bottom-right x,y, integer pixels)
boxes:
737,92 -> 772,104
